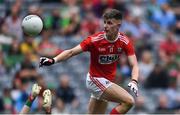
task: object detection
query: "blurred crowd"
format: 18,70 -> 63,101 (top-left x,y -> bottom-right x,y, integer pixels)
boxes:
0,0 -> 179,114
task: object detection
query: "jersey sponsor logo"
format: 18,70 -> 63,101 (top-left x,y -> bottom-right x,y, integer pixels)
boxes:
99,54 -> 119,64
98,48 -> 106,52
105,80 -> 110,85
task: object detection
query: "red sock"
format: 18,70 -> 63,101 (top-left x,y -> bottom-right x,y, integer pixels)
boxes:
110,107 -> 120,115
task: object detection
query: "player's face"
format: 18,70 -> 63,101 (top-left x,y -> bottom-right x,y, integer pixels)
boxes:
104,19 -> 121,37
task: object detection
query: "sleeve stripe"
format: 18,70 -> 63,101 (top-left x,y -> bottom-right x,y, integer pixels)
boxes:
91,34 -> 104,42
119,34 -> 129,44
92,37 -> 104,42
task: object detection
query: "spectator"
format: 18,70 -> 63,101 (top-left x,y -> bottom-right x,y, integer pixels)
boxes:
11,78 -> 29,113
156,0 -> 170,6
131,16 -> 153,39
174,18 -> 180,35
0,22 -> 13,50
154,94 -> 172,114
118,55 -> 131,80
56,74 -> 79,113
133,96 -> 148,114
5,4 -> 22,40
88,0 -> 114,18
37,29 -> 62,57
61,10 -> 80,36
146,0 -> 161,22
138,50 -> 154,84
121,15 -> 153,40
113,0 -> 127,14
120,13 -> 135,36
36,75 -> 47,93
0,97 -> 4,113
2,88 -> 14,114
44,8 -> 62,31
28,5 -> 43,18
80,10 -> 100,37
4,38 -> 23,70
159,31 -> 179,65
165,76 -> 180,109
152,3 -> 176,29
59,0 -> 80,36
127,0 -> 145,18
145,64 -> 169,89
19,52 -> 39,82
11,72 -> 39,113
20,36 -> 38,62
52,98 -> 66,114
0,51 -> 6,75
40,0 -> 61,3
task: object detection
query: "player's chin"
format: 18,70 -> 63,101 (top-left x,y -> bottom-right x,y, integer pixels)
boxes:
105,31 -> 111,36
104,30 -> 109,34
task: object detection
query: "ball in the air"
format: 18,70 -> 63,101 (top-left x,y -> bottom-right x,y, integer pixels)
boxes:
22,15 -> 43,36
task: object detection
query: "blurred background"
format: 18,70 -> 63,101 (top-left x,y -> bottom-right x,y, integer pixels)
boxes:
0,0 -> 179,114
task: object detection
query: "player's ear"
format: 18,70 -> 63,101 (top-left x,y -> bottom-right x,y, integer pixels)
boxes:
115,19 -> 121,27
117,23 -> 121,27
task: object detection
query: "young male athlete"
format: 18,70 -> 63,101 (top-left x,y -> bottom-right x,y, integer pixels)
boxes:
20,84 -> 52,114
39,9 -> 139,114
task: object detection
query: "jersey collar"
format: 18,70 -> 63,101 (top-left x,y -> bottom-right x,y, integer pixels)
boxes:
104,32 -> 119,43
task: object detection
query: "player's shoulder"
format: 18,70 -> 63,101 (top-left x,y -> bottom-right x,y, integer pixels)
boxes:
118,32 -> 130,45
88,31 -> 105,42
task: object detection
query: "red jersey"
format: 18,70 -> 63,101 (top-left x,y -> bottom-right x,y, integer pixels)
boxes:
80,31 -> 135,82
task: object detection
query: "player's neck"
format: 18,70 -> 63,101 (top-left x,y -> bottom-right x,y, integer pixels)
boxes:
105,33 -> 118,42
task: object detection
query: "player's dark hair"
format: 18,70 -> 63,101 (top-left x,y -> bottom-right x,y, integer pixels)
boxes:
103,9 -> 123,20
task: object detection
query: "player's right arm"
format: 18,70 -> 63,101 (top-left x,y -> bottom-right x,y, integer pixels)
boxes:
39,45 -> 83,67
39,36 -> 92,67
53,45 -> 83,63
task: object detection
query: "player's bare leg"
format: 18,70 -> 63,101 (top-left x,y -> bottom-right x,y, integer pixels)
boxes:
43,89 -> 52,114
88,97 -> 108,114
100,83 -> 135,114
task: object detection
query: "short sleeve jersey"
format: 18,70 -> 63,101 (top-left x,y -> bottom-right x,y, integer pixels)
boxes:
80,31 -> 135,82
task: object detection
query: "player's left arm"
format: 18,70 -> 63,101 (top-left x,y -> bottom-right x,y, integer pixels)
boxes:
122,36 -> 139,96
127,54 -> 139,97
128,54 -> 139,82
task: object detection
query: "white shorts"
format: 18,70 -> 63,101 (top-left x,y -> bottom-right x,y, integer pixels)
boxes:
86,73 -> 113,100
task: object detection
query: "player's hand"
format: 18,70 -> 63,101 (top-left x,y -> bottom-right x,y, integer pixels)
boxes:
39,57 -> 55,67
31,84 -> 42,97
43,89 -> 52,108
128,80 -> 138,97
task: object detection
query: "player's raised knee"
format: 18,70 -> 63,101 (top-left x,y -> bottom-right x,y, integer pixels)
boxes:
125,96 -> 135,108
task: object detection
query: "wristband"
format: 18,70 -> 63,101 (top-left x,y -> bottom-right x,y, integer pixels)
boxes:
53,58 -> 56,63
131,79 -> 138,84
25,94 -> 35,108
48,58 -> 55,64
25,100 -> 32,108
52,58 -> 55,64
